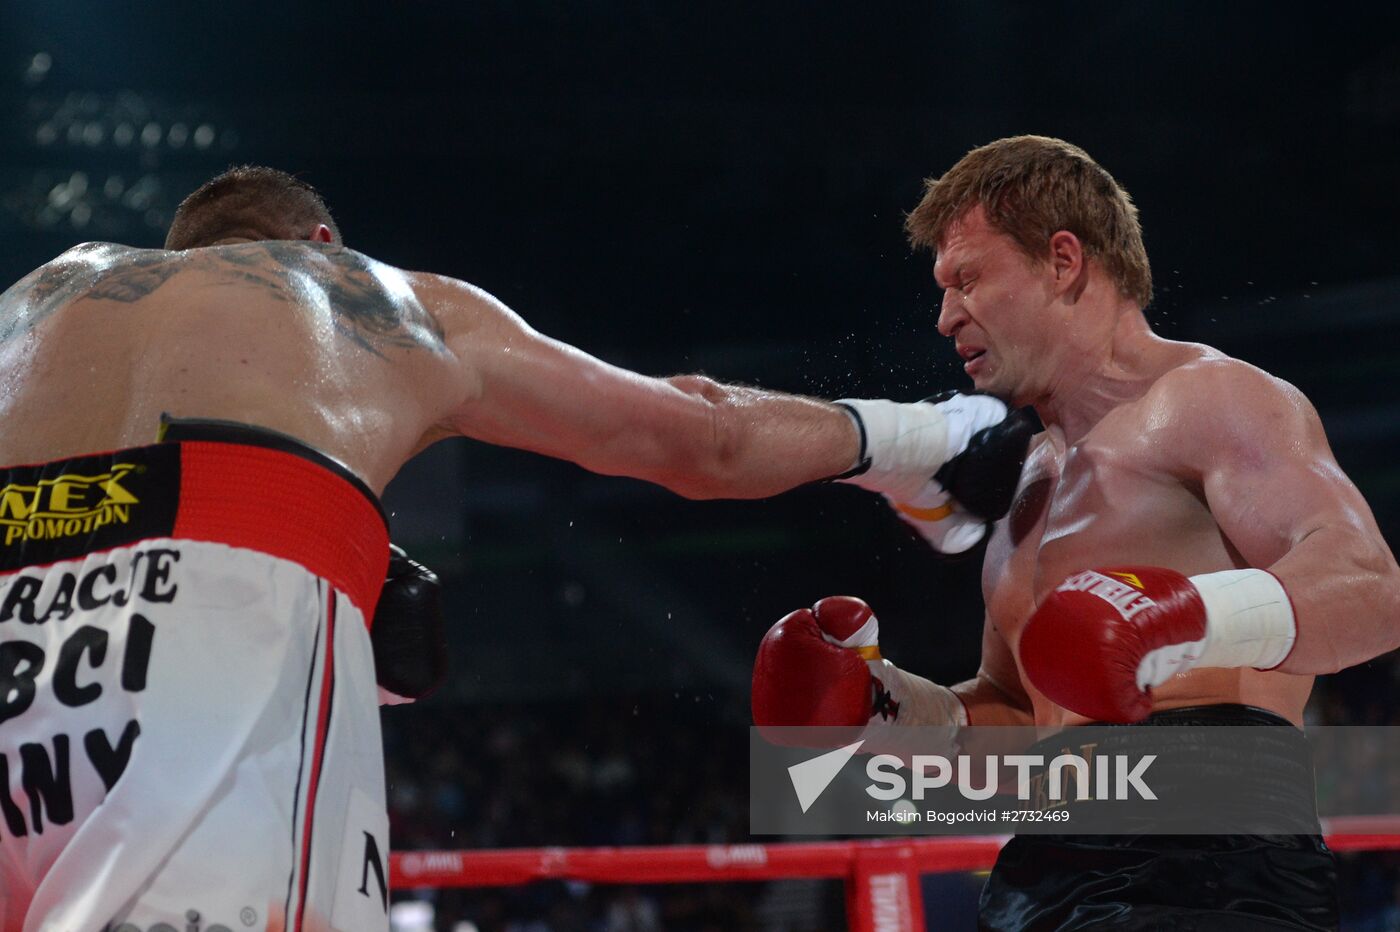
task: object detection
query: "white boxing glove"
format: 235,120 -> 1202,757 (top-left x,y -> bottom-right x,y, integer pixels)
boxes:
885,479 -> 988,555
834,393 -> 1011,502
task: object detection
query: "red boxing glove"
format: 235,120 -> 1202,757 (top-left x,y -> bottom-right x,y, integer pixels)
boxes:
752,596 -> 966,739
751,596 -> 879,727
1020,566 -> 1296,723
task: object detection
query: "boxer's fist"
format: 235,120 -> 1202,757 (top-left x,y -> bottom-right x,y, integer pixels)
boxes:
1021,566 -> 1297,723
372,545 -> 448,704
752,596 -> 889,727
836,392 -> 1031,503
926,391 -> 1036,523
1020,567 -> 1205,723
867,393 -> 1035,554
753,597 -> 969,752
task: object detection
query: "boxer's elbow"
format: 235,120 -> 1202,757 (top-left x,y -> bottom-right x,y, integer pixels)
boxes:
670,407 -> 751,500
1305,534 -> 1400,670
1346,530 -> 1400,644
1334,559 -> 1400,673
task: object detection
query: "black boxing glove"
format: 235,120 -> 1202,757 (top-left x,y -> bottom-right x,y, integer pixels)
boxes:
884,392 -> 1036,554
372,545 -> 448,705
928,391 -> 1037,521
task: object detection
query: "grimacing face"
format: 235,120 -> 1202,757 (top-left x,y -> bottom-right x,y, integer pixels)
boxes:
933,206 -> 1062,407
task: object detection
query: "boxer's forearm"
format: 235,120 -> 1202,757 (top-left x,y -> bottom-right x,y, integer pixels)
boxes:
658,375 -> 858,499
432,279 -> 858,496
1268,528 -> 1400,674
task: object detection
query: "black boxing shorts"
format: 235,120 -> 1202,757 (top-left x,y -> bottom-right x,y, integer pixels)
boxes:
978,705 -> 1338,931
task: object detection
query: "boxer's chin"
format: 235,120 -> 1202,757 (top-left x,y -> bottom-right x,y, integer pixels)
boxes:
971,364 -> 1018,404
967,365 -> 997,394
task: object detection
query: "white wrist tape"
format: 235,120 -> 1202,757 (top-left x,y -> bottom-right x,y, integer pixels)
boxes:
868,662 -> 969,729
836,395 -> 1011,503
854,662 -> 966,761
1136,569 -> 1297,689
817,615 -> 967,730
1190,568 -> 1297,671
834,399 -> 953,501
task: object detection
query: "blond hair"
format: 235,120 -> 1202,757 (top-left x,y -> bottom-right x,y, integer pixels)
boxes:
905,136 -> 1152,307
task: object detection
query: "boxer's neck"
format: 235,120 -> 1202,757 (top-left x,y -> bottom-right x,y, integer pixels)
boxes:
1033,309 -> 1179,448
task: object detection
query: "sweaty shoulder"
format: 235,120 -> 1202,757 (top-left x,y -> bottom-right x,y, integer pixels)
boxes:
1141,348 -> 1323,476
402,269 -> 534,352
1,241 -> 141,298
169,242 -> 451,359
1147,349 -> 1308,419
0,242 -> 171,339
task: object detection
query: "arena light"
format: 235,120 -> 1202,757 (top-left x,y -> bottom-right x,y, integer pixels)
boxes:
11,64 -> 242,239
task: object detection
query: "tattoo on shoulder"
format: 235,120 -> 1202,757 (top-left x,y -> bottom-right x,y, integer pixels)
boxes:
0,246 -> 185,341
2,263 -> 71,318
0,266 -> 65,341
0,241 -> 445,357
214,242 -> 445,358
86,253 -> 184,303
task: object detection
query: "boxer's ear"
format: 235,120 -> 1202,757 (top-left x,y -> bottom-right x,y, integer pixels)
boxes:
308,223 -> 334,244
1048,229 -> 1087,303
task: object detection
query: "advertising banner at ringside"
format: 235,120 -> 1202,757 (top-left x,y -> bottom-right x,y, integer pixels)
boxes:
750,726 -> 1399,836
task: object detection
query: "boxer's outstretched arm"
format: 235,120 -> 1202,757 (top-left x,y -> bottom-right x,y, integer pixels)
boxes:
1192,363 -> 1400,673
414,274 -> 856,499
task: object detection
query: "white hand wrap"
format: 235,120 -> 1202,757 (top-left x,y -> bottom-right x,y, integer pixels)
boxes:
836,394 -> 1008,502
1190,568 -> 1297,671
1136,569 -> 1297,689
817,615 -> 967,739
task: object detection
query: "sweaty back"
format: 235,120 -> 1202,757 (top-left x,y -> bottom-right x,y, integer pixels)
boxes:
0,241 -> 459,492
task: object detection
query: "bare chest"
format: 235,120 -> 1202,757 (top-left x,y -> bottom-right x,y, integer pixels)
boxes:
982,413 -> 1229,653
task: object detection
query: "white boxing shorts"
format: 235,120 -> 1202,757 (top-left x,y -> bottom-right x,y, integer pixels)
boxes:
0,419 -> 392,932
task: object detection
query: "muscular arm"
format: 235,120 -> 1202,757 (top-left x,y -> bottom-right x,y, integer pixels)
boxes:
1191,363 -> 1400,673
413,273 -> 859,499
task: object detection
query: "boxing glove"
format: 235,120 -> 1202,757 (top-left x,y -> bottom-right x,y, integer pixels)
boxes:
835,392 -> 1016,502
1020,566 -> 1297,723
884,480 -> 991,555
927,391 -> 1037,522
752,596 -> 966,740
372,545 -> 448,705
837,392 -> 1035,553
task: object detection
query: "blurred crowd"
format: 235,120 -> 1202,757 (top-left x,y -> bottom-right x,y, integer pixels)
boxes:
383,694 -> 789,931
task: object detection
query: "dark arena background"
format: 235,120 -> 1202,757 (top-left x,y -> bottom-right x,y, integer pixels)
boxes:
3,2 -> 1400,929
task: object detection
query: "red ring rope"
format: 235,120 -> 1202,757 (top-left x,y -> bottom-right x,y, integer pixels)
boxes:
390,816 -> 1400,890
388,816 -> 1400,930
